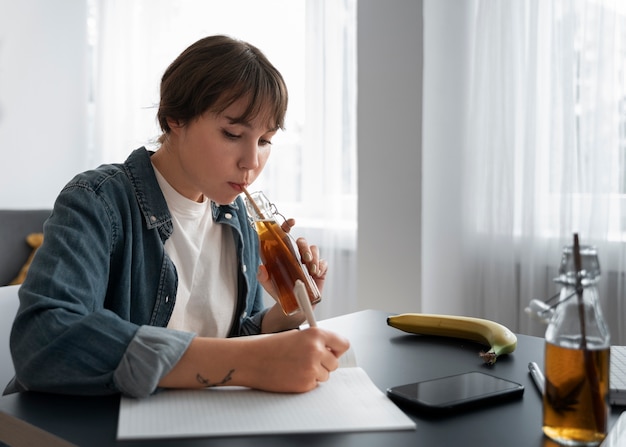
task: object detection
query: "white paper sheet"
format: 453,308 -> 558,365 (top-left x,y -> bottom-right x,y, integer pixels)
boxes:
601,411 -> 626,447
117,367 -> 415,440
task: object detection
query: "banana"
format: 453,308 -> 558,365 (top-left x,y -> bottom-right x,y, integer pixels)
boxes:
387,313 -> 517,365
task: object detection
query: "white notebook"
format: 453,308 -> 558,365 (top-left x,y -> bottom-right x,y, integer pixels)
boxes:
611,346 -> 626,406
117,366 -> 416,440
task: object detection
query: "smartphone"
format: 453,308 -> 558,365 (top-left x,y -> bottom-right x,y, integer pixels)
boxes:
386,371 -> 524,415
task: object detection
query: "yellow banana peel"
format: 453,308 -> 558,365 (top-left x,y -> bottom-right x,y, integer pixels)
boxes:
387,313 -> 517,365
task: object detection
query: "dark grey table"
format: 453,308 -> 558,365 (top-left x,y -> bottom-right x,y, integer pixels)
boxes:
1,309 -> 623,446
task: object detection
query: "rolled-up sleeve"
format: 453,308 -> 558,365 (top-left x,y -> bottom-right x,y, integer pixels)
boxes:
113,325 -> 195,398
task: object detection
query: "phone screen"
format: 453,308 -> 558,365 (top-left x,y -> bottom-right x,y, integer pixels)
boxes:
387,371 -> 524,414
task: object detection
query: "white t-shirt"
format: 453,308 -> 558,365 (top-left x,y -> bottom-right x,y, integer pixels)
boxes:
153,166 -> 237,337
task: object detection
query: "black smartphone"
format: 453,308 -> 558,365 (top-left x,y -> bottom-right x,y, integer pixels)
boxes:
386,371 -> 524,415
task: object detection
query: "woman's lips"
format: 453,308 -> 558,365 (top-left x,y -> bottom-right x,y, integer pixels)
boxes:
230,182 -> 245,192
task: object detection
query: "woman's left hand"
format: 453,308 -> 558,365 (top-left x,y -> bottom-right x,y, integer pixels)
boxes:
282,218 -> 328,292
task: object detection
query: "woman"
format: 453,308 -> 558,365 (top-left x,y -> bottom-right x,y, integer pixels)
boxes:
7,35 -> 349,398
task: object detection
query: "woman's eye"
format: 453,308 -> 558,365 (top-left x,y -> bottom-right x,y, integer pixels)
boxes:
223,130 -> 240,139
259,139 -> 273,147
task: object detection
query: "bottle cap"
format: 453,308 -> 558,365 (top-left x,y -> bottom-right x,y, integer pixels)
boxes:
556,244 -> 600,285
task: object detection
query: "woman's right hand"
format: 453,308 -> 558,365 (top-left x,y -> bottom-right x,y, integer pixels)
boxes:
243,327 -> 350,393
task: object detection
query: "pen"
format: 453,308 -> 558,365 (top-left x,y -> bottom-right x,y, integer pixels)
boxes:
294,279 -> 317,328
528,361 -> 545,395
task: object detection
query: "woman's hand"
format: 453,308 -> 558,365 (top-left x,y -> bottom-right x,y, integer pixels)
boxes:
243,328 -> 350,392
282,218 -> 328,290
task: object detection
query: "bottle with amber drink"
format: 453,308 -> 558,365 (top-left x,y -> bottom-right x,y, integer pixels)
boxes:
243,190 -> 321,316
542,236 -> 610,446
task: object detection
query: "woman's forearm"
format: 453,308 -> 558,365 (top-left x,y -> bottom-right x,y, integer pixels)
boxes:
158,327 -> 350,393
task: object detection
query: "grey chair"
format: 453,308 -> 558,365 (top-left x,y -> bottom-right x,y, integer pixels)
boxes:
0,209 -> 51,285
0,285 -> 20,390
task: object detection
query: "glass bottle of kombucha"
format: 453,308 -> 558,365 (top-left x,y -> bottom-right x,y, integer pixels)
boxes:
243,191 -> 321,316
542,242 -> 610,447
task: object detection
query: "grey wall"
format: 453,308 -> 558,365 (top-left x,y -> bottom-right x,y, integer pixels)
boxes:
356,0 -> 423,314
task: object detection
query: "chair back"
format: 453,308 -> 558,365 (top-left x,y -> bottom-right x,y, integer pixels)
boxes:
0,285 -> 20,389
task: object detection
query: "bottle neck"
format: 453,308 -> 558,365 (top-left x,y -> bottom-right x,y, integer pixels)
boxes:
546,282 -> 610,349
244,191 -> 276,222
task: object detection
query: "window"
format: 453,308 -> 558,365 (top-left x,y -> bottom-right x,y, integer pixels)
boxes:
88,0 -> 357,317
539,1 -> 626,241
423,1 -> 626,343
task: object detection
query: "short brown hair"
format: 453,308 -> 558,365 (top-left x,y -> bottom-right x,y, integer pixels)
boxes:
157,35 -> 288,142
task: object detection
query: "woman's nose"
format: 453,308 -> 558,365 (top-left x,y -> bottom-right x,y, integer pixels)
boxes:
238,143 -> 260,170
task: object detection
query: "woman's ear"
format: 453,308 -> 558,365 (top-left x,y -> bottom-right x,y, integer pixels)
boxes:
167,118 -> 183,134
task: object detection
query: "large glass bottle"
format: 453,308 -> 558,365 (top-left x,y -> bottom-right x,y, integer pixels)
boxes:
244,191 -> 321,316
542,242 -> 610,446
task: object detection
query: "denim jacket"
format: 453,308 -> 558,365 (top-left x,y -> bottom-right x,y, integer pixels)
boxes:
7,148 -> 266,397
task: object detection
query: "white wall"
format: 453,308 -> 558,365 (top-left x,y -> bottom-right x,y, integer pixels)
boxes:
356,0 -> 423,314
0,0 -> 88,209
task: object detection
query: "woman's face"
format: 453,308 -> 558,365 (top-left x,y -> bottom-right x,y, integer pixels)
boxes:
158,97 -> 277,205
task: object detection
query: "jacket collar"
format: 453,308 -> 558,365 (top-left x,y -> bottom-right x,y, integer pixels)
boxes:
123,147 -> 172,233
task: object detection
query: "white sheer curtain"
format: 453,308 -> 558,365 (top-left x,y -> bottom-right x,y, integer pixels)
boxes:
423,0 -> 626,344
90,0 -> 357,319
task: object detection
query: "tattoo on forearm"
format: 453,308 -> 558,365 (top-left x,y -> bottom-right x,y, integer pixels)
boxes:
196,369 -> 234,387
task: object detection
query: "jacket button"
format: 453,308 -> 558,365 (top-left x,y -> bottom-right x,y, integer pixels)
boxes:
150,215 -> 157,223
225,213 -> 233,219
242,264 -> 247,273
241,311 -> 247,319
165,296 -> 169,303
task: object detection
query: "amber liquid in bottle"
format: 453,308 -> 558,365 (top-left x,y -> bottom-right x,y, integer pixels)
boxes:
255,219 -> 321,316
542,342 -> 609,446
